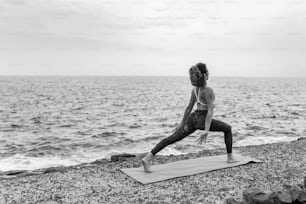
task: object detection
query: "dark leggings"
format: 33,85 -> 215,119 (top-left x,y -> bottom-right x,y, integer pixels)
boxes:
151,110 -> 233,155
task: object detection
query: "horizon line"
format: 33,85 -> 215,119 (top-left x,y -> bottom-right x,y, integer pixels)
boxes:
0,74 -> 306,78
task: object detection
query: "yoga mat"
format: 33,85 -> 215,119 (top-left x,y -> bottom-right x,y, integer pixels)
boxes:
121,153 -> 262,184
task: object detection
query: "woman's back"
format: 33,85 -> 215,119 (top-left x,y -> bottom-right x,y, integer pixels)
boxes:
193,86 -> 214,111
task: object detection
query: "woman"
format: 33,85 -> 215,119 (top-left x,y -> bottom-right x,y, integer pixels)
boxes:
142,63 -> 238,173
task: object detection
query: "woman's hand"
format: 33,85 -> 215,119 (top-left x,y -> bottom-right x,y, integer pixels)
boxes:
197,131 -> 208,145
171,123 -> 184,133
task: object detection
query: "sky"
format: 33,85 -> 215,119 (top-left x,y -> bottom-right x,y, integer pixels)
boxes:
0,0 -> 306,77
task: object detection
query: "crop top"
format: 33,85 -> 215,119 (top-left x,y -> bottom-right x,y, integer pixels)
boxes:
194,87 -> 207,106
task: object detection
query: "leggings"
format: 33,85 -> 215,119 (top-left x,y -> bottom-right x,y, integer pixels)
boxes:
151,110 -> 233,155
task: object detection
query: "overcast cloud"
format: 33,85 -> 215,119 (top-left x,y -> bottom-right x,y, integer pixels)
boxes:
0,0 -> 306,76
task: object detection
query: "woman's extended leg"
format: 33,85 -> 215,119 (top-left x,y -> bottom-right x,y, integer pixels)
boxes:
209,119 -> 238,163
151,124 -> 196,155
142,118 -> 197,172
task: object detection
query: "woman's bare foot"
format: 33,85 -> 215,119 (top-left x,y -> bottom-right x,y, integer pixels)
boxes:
141,152 -> 154,173
227,153 -> 239,163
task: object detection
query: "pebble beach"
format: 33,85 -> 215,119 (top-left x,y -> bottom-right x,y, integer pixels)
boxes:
0,137 -> 305,204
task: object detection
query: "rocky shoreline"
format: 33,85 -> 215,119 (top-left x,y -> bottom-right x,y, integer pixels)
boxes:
234,181 -> 306,204
0,137 -> 306,204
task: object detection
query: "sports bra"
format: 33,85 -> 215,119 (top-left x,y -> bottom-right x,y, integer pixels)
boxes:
194,87 -> 207,106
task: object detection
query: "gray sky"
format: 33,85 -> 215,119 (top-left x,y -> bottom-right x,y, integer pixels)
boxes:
0,0 -> 306,77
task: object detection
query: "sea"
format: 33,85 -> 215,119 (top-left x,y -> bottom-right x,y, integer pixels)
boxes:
0,76 -> 305,172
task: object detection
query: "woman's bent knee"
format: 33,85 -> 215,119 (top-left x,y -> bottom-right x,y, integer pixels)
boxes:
224,124 -> 232,133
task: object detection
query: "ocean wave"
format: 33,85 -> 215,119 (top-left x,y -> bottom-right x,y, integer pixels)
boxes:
35,145 -> 62,151
160,123 -> 174,127
115,138 -> 135,145
72,106 -> 85,110
246,125 -> 265,131
2,128 -> 14,132
10,124 -> 22,128
58,124 -> 73,128
156,147 -> 184,155
129,124 -> 142,129
135,135 -> 163,142
112,103 -> 124,107
156,118 -> 168,122
291,111 -> 302,116
275,130 -> 297,135
92,131 -> 125,138
235,136 -> 298,146
106,123 -> 126,127
105,135 -> 163,147
30,116 -> 42,124
0,154 -> 82,172
75,130 -> 92,136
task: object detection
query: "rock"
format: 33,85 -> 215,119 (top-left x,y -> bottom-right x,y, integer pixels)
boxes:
298,184 -> 305,190
43,166 -> 67,174
92,158 -> 109,164
283,184 -> 303,202
269,189 -> 292,204
224,198 -> 238,204
297,190 -> 306,203
243,188 -> 274,204
0,170 -> 27,176
224,197 -> 246,204
304,177 -> 306,189
110,153 -> 136,162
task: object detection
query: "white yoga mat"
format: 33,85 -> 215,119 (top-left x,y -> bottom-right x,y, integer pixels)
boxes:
121,153 -> 262,184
